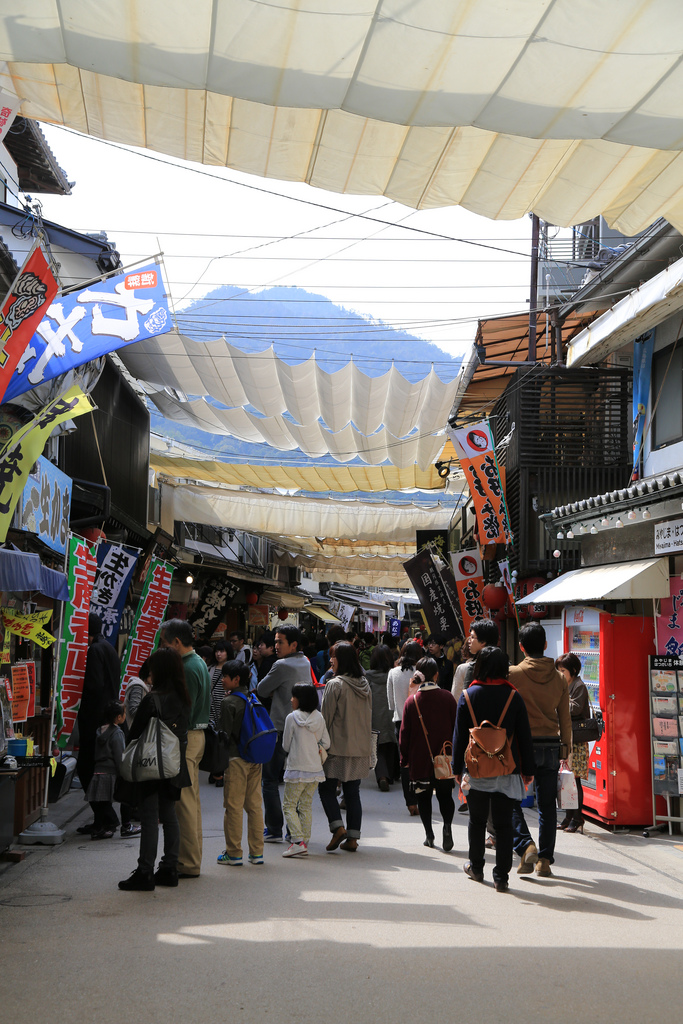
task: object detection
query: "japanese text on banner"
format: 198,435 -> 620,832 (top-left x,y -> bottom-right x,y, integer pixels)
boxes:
403,548 -> 461,639
189,575 -> 239,638
0,241 -> 59,403
90,543 -> 139,647
1,607 -> 55,648
55,535 -> 97,740
448,422 -> 511,546
451,549 -> 487,636
657,574 -> 683,656
119,558 -> 174,697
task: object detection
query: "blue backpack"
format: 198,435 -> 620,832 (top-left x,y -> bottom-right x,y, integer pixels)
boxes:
233,692 -> 277,764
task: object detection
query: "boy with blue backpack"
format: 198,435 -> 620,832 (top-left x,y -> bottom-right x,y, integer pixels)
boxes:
217,660 -> 277,867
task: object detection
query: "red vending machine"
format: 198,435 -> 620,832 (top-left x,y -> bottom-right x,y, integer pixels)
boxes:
563,606 -> 655,827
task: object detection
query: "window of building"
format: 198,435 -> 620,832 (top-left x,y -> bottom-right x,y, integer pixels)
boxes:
652,343 -> 683,449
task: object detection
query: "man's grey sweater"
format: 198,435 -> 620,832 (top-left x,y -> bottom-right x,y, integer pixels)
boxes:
256,652 -> 312,732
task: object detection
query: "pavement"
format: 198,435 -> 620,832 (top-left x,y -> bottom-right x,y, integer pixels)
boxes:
2,778 -> 683,1023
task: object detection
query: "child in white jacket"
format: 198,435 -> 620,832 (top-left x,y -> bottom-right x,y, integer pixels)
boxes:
281,683 -> 330,858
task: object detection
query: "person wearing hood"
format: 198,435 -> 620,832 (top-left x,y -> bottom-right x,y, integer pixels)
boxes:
318,642 -> 373,853
509,622 -> 571,878
281,683 -> 330,857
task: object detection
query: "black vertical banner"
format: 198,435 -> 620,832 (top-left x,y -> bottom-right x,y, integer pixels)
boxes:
403,548 -> 462,639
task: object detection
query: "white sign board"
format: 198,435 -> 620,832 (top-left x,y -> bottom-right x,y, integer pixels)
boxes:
655,518 -> 683,555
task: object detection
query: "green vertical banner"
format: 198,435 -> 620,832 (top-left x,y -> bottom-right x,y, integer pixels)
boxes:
119,557 -> 174,698
55,534 -> 98,740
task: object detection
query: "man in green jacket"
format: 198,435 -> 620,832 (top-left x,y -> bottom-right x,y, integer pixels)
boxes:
160,618 -> 210,878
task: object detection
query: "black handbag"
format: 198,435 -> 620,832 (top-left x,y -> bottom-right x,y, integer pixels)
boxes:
572,708 -> 604,744
199,725 -> 232,775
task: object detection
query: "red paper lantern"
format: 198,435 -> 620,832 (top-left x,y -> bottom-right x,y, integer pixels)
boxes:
277,607 -> 289,620
82,526 -> 106,544
482,583 -> 507,611
246,592 -> 259,605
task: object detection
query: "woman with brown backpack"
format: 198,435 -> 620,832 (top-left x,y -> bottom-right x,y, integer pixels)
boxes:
452,646 -> 535,892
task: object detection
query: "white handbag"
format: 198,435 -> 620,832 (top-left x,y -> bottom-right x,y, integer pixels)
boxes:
120,696 -> 181,782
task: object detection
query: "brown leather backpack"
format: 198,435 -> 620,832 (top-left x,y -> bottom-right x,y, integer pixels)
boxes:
463,689 -> 516,779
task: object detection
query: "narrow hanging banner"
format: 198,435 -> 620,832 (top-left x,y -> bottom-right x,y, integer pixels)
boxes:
55,534 -> 98,740
403,548 -> 461,639
119,557 -> 174,698
451,549 -> 486,637
0,240 -> 59,403
90,542 -> 140,647
448,421 -> 511,545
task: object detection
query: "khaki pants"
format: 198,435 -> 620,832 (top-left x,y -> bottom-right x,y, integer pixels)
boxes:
223,758 -> 264,859
176,728 -> 205,876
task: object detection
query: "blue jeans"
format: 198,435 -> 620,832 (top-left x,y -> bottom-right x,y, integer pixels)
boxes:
512,742 -> 560,864
318,777 -> 362,839
261,732 -> 286,837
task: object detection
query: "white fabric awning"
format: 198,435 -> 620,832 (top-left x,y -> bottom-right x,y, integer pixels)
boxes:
160,481 -> 454,543
516,558 -> 669,605
303,605 -> 341,624
567,253 -> 683,367
7,3 -> 683,232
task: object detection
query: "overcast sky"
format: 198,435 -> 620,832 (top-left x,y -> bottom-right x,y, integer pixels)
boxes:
36,124 -> 532,360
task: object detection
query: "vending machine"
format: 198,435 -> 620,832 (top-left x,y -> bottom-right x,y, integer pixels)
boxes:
563,606 -> 655,827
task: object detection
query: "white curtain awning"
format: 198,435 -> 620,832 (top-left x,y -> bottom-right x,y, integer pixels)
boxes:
161,481 -> 454,542
516,558 -> 669,605
567,253 -> 683,367
123,334 -> 458,438
7,3 -> 683,232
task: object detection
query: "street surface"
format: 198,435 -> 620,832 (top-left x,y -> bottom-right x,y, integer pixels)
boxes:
2,779 -> 683,1022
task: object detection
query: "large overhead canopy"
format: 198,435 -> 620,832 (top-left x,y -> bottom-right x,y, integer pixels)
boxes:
6,2 -> 683,232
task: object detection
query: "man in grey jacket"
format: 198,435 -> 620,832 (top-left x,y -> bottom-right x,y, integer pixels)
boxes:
256,625 -> 312,842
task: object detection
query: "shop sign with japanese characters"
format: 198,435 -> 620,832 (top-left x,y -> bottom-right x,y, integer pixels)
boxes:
451,548 -> 487,636
90,542 -> 139,647
657,574 -> 683,656
119,558 -> 174,697
1,607 -> 55,648
3,261 -> 171,403
15,455 -> 72,554
403,548 -> 461,639
654,518 -> 683,555
448,421 -> 511,546
189,575 -> 240,638
55,535 -> 97,740
0,384 -> 94,543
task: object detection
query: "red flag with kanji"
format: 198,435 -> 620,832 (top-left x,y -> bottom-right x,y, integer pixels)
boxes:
0,241 -> 58,402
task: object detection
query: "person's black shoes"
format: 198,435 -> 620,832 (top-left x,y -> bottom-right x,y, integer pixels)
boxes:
154,865 -> 179,887
442,825 -> 454,852
118,870 -> 155,892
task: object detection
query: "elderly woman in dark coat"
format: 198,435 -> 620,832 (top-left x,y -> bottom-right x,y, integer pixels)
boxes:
117,647 -> 191,892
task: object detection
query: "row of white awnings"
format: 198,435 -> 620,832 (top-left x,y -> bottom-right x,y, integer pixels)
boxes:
516,558 -> 669,606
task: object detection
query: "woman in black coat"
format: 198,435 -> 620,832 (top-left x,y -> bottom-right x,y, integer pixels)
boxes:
118,647 -> 191,892
452,646 -> 535,893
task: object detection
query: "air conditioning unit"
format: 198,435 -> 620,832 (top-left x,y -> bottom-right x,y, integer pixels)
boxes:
266,564 -> 302,585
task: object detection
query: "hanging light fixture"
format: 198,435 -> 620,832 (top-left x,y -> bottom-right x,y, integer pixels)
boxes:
615,518 -> 624,528
601,516 -> 609,526
566,527 -> 574,539
590,525 -> 598,535
579,524 -> 588,535
642,509 -> 651,520
627,510 -> 637,521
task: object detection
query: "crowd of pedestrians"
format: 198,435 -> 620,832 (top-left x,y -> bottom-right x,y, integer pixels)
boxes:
75,613 -> 579,893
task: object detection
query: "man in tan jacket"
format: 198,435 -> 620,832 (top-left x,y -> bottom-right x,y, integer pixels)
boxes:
509,622 -> 571,879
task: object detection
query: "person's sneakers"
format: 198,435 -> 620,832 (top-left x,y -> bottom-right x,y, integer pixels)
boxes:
378,778 -> 390,792
340,838 -> 358,852
536,857 -> 553,877
326,826 -> 347,852
91,829 -> 115,841
442,825 -> 454,852
248,853 -> 264,865
463,862 -> 484,882
263,829 -> 283,843
154,865 -> 179,887
120,823 -> 142,838
76,822 -> 96,835
282,841 -> 308,858
517,841 -> 539,874
118,870 -> 155,892
217,851 -> 243,866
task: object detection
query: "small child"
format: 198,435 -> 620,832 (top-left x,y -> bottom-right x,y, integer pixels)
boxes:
217,660 -> 265,867
281,683 -> 330,858
85,700 -> 126,840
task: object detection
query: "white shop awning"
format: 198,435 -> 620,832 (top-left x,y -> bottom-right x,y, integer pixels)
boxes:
303,605 -> 341,624
567,254 -> 683,367
516,558 -> 669,605
7,3 -> 683,233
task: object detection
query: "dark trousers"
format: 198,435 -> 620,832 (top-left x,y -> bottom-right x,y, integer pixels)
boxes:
416,777 -> 455,840
374,741 -> 399,784
261,732 -> 286,837
394,722 -> 415,807
512,742 -> 560,863
90,800 -> 119,831
138,789 -> 180,876
467,787 -> 515,884
318,777 -> 362,839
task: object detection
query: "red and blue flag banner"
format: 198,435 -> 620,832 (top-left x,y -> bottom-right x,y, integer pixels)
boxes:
451,549 -> 486,637
3,261 -> 171,403
448,421 -> 511,546
55,534 -> 98,741
0,241 -> 58,403
119,557 -> 174,698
